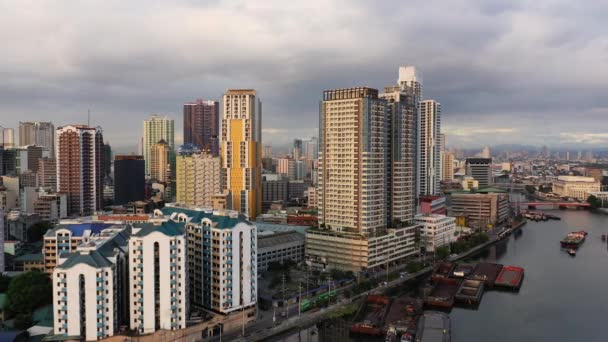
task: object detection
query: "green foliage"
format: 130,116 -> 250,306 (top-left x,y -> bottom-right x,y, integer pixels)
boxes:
388,271 -> 399,281
14,313 -> 33,330
450,232 -> 490,254
525,185 -> 536,194
0,274 -> 11,293
7,271 -> 52,315
27,222 -> 54,242
436,246 -> 451,259
351,278 -> 379,295
587,195 -> 602,209
406,261 -> 424,274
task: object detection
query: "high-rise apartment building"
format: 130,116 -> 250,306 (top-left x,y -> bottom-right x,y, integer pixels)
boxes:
38,157 -> 57,191
397,66 -> 423,197
221,89 -> 262,220
52,226 -> 130,341
161,205 -> 257,314
143,115 -> 174,175
277,157 -> 296,180
175,152 -> 221,207
262,174 -> 289,211
150,140 -> 171,183
308,87 -> 417,271
419,100 -> 441,196
129,220 -> 187,334
114,155 -> 145,205
2,128 -> 15,149
16,145 -> 46,173
184,99 -> 220,156
441,151 -> 455,181
56,125 -> 104,216
19,122 -> 55,154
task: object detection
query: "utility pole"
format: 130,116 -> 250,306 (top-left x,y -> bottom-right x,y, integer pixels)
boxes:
298,281 -> 302,317
282,273 -> 287,319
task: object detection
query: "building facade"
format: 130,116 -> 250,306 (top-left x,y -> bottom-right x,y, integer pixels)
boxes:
553,176 -> 601,200
129,221 -> 187,334
150,140 -> 171,183
56,125 -> 104,216
258,231 -> 304,271
184,100 -> 220,156
114,155 -> 145,205
143,115 -> 174,175
38,157 -> 57,191
419,100 -> 441,196
175,152 -> 221,208
449,191 -> 509,229
441,151 -> 454,181
466,158 -> 492,188
415,214 -> 457,252
161,205 -> 257,314
19,121 -> 55,155
262,174 -> 288,212
221,89 -> 262,220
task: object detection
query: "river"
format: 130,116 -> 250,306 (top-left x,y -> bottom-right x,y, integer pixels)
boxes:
451,208 -> 608,342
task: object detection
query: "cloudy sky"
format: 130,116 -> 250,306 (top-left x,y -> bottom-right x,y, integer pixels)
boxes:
1,0 -> 607,152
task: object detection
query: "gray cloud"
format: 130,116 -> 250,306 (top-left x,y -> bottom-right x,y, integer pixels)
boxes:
0,0 -> 607,150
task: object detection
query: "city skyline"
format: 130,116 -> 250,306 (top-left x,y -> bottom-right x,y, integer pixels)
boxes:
2,1 -> 608,149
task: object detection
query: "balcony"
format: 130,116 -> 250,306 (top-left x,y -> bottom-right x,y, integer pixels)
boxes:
96,277 -> 103,282
60,296 -> 67,302
170,262 -> 177,267
171,305 -> 177,311
97,313 -> 104,319
97,322 -> 104,328
137,246 -> 143,251
97,304 -> 103,310
170,253 -> 177,259
170,279 -> 177,285
170,245 -> 177,250
97,286 -> 104,292
97,296 -> 104,301
171,288 -> 177,293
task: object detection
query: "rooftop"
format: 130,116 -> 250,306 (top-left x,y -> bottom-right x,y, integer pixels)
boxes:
45,223 -> 114,237
556,175 -> 598,182
162,204 -> 252,229
133,221 -> 185,237
57,250 -> 112,269
258,231 -> 305,249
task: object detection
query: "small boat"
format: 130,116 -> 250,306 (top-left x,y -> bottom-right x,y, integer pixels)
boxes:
567,249 -> 576,256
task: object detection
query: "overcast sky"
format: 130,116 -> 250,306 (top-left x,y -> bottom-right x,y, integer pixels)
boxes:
1,0 -> 607,152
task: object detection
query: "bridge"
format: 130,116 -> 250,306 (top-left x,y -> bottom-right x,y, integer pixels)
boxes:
514,202 -> 590,209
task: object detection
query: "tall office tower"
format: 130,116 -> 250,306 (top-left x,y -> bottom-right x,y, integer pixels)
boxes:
103,143 -> 112,180
419,100 -> 441,196
16,145 -> 46,173
129,221 -> 187,334
19,122 -> 55,154
221,89 -> 262,220
439,133 -> 446,152
262,174 -> 289,211
56,125 -> 104,216
143,115 -> 174,175
2,128 -> 15,149
304,137 -> 319,160
441,151 -> 455,181
162,205 -> 257,314
380,86 -> 418,225
184,99 -> 220,156
277,157 -> 296,180
38,157 -> 57,191
150,140 -> 171,182
52,226 -> 130,341
310,87 -> 417,271
293,139 -> 303,159
566,151 -> 571,161
263,145 -> 272,158
466,158 -> 492,187
481,146 -> 491,158
175,152 -> 221,207
114,155 -> 145,205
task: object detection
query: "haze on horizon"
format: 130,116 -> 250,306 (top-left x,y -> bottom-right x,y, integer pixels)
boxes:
1,0 -> 607,152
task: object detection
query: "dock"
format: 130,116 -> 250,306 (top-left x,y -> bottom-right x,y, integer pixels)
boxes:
495,266 -> 524,290
432,262 -> 455,281
451,263 -> 476,279
424,278 -> 462,309
350,295 -> 390,336
415,311 -> 451,342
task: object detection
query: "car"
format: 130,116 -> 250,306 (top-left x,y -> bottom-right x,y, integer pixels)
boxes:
381,281 -> 388,286
280,311 -> 287,318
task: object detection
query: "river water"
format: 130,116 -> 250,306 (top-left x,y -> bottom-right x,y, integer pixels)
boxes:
452,208 -> 608,342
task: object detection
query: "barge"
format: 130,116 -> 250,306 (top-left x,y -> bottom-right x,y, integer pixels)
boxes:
454,279 -> 484,305
415,311 -> 451,342
351,295 -> 390,336
432,262 -> 455,281
560,231 -> 586,249
385,297 -> 423,342
452,264 -> 476,279
424,278 -> 461,309
494,266 -> 524,290
469,263 -> 503,288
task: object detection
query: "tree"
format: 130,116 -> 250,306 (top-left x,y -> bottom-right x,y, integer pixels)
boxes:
7,271 -> 52,315
436,246 -> 451,259
0,274 -> 11,292
14,314 -> 33,330
27,222 -> 54,242
525,185 -> 536,194
587,195 -> 602,209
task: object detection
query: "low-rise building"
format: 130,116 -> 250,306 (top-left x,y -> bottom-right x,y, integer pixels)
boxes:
415,214 -> 457,252
258,231 -> 305,271
553,176 -> 601,200
33,191 -> 67,222
419,196 -> 447,215
449,190 -> 509,229
13,253 -> 44,271
6,211 -> 41,242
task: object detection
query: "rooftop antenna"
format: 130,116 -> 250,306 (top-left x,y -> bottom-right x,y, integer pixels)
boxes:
87,109 -> 91,126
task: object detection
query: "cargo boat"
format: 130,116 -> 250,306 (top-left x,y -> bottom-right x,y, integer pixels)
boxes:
351,295 -> 390,336
451,264 -> 476,279
415,311 -> 451,342
432,262 -> 455,281
494,266 -> 524,290
385,297 -> 423,334
560,231 -> 586,249
424,278 -> 461,309
454,279 -> 484,305
469,263 -> 503,288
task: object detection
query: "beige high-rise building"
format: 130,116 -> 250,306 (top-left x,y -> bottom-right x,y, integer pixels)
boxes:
175,152 -> 221,207
441,151 -> 455,181
150,140 -> 170,182
221,89 -> 262,220
307,87 -> 417,271
142,115 -> 174,175
419,100 -> 441,195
